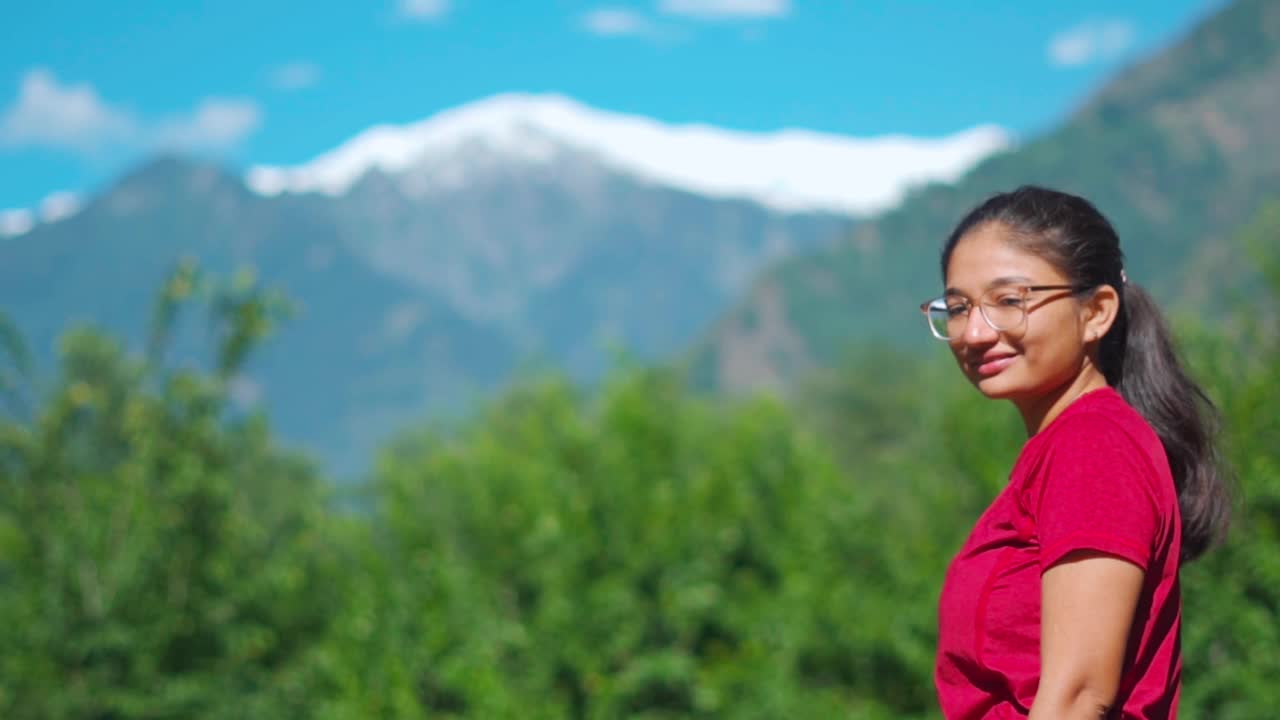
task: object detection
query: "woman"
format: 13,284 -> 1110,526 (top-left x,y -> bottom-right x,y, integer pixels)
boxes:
922,187 -> 1230,719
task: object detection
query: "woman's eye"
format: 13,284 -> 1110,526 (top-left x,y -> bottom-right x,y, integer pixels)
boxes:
994,294 -> 1024,307
946,304 -> 968,318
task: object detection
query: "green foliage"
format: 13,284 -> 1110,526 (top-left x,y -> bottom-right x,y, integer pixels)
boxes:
0,310 -> 33,415
0,268 -> 336,719
209,266 -> 295,380
1173,201 -> 1280,717
311,371 -> 937,717
1178,323 -> 1280,716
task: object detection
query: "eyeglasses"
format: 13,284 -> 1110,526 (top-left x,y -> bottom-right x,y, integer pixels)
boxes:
919,284 -> 1091,341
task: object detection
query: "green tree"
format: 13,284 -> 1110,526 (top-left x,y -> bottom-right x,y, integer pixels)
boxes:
307,368 -> 947,718
1178,201 -> 1280,718
0,267 -> 336,719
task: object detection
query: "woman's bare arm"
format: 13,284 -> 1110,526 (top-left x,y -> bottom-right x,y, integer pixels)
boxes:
1027,550 -> 1144,720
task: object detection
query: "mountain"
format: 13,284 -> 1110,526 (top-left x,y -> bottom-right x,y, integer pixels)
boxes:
698,0 -> 1280,393
0,97 -> 1007,474
0,158 -> 516,473
246,94 -> 1008,366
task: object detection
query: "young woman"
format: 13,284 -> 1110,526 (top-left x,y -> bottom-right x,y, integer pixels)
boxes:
922,187 -> 1230,719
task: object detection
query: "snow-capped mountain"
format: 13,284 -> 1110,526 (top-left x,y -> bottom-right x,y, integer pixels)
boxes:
246,93 -> 1011,216
0,95 -> 1011,475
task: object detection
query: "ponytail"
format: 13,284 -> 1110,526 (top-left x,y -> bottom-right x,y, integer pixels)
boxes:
1102,282 -> 1231,562
942,186 -> 1232,563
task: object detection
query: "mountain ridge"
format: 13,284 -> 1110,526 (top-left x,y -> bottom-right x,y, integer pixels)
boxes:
0,148 -> 849,475
245,92 -> 1011,216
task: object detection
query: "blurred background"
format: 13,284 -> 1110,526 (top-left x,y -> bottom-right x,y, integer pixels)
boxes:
1,0 -> 1277,717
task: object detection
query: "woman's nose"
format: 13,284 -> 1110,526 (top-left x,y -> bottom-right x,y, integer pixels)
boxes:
964,307 -> 999,342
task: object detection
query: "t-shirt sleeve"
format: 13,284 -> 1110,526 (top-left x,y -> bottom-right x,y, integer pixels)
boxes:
1033,413 -> 1162,574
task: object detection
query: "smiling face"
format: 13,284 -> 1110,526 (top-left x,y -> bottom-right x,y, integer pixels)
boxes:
943,222 -> 1114,429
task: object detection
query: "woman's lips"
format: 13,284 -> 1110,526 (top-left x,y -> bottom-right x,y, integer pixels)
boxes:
975,354 -> 1017,377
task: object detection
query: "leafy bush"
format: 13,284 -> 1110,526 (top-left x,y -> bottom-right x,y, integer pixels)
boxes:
0,271 -> 336,719
307,370 -> 941,718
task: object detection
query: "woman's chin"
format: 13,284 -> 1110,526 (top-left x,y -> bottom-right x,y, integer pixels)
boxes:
969,374 -> 1021,400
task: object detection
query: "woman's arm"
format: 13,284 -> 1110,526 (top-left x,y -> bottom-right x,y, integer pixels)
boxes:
1027,550 -> 1145,720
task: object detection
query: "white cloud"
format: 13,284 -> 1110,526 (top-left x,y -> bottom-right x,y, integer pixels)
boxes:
39,191 -> 81,223
658,0 -> 790,20
398,0 -> 450,21
269,61 -> 321,91
0,68 -> 135,151
155,98 -> 262,151
0,208 -> 34,237
0,190 -> 85,238
0,68 -> 262,155
1048,19 -> 1136,67
582,8 -> 653,36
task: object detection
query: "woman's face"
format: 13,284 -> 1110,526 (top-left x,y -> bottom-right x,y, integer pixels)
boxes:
943,222 -> 1093,406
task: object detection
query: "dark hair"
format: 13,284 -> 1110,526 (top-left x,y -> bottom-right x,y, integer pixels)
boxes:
941,185 -> 1230,562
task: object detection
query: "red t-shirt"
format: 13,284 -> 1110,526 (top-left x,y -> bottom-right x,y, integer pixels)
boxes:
935,387 -> 1182,719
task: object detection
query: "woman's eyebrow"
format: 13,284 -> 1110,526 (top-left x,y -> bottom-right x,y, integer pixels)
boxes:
987,275 -> 1034,288
943,276 -> 1034,296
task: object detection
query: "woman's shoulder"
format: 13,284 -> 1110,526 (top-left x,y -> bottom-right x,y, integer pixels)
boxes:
1027,387 -> 1175,496
1044,387 -> 1158,448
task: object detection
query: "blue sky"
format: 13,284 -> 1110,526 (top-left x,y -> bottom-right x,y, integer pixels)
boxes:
1,0 -> 1221,214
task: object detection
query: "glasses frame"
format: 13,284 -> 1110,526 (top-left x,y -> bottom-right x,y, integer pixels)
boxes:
919,284 -> 1093,341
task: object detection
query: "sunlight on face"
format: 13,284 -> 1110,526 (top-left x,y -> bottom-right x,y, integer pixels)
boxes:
943,222 -> 1091,405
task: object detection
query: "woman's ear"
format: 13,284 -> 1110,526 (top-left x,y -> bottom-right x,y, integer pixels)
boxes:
1083,284 -> 1121,342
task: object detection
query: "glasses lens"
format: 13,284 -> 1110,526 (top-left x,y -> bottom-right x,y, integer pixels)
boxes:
925,298 -> 954,340
980,288 -> 1027,331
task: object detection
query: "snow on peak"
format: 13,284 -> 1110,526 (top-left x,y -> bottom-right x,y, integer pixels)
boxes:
246,93 -> 1013,216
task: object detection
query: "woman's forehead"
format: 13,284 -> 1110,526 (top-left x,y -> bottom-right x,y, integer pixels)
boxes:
944,224 -> 1065,289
